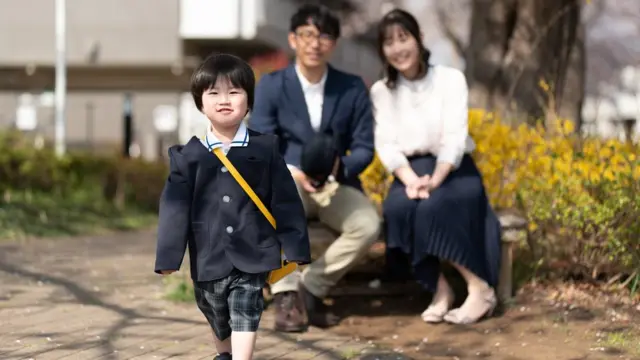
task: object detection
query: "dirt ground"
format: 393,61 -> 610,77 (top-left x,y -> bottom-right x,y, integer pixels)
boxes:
297,228 -> 640,360
317,277 -> 640,360
2,228 -> 638,360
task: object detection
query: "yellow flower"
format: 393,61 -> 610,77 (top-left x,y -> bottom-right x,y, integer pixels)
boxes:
603,168 -> 616,181
561,120 -> 575,134
599,147 -> 613,159
538,79 -> 550,92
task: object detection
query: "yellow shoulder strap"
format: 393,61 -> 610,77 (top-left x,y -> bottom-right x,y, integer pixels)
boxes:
212,148 -> 276,229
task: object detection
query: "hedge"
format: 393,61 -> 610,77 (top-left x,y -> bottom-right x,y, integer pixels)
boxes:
0,130 -> 167,212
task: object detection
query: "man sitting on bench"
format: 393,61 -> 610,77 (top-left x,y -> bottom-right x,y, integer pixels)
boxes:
250,3 -> 380,332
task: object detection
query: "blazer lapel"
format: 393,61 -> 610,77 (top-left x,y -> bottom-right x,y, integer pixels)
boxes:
319,66 -> 339,133
284,65 -> 315,137
182,136 -> 206,158
182,136 -> 220,193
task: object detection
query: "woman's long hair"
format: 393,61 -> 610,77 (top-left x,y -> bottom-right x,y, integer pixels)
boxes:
377,8 -> 431,89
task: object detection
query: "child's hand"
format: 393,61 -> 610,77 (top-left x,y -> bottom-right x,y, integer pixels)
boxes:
159,270 -> 176,275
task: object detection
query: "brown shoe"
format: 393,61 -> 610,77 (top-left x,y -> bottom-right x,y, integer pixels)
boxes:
298,283 -> 340,328
273,291 -> 307,332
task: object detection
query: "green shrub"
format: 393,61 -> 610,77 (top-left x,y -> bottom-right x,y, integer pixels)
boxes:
0,130 -> 167,239
0,130 -> 167,211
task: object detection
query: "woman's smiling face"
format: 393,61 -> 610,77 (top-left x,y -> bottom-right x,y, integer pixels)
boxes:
382,23 -> 421,78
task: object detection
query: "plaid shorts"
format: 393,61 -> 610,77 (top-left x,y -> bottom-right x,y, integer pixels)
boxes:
194,269 -> 268,340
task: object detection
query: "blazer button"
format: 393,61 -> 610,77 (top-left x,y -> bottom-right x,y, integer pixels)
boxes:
222,195 -> 230,203
221,166 -> 228,173
226,226 -> 233,234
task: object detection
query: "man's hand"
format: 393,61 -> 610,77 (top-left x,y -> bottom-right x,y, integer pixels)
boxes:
290,167 -> 317,193
159,270 -> 176,275
283,259 -> 308,266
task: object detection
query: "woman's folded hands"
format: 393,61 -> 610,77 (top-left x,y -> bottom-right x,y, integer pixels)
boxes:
406,175 -> 432,199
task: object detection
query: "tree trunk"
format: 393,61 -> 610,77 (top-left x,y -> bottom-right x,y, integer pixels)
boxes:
463,0 -> 585,126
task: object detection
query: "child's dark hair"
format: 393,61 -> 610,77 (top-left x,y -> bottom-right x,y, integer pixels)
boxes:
190,53 -> 255,112
377,9 -> 431,89
290,3 -> 341,40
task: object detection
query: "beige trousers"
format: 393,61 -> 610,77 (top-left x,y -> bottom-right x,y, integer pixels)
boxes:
270,179 -> 381,298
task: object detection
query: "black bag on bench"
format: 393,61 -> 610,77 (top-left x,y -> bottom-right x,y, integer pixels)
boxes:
300,133 -> 340,189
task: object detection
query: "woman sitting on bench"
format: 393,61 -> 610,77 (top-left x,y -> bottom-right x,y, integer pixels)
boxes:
370,9 -> 502,325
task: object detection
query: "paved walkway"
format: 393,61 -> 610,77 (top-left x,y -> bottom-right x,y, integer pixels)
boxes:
0,231 -> 390,360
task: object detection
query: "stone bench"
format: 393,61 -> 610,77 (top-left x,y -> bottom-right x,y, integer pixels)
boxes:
307,211 -> 528,302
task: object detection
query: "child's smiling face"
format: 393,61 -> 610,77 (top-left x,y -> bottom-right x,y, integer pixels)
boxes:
201,76 -> 248,128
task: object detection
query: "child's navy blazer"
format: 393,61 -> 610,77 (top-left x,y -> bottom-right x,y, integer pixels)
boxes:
154,129 -> 311,282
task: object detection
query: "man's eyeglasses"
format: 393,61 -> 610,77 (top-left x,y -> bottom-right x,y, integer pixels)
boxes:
296,31 -> 335,46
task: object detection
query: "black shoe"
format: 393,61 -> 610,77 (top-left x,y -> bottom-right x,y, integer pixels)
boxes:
214,352 -> 232,360
298,283 -> 340,328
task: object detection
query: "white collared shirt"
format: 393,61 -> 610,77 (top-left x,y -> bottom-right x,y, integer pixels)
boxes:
295,65 -> 327,132
370,65 -> 476,171
287,65 -> 328,172
201,122 -> 249,155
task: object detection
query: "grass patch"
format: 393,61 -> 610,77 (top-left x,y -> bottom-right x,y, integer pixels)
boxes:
163,272 -> 195,302
340,349 -> 362,359
601,330 -> 640,356
0,188 -> 157,240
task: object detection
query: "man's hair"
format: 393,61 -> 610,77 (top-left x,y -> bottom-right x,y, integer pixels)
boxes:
190,53 -> 255,112
290,3 -> 341,39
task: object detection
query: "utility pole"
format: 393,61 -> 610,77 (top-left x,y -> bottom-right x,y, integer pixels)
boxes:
54,0 -> 67,156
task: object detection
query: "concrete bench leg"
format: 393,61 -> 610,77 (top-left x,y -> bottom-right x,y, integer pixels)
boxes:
497,239 -> 515,302
497,227 -> 524,302
496,213 -> 527,303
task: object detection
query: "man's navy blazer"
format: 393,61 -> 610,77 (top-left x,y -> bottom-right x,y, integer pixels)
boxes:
154,130 -> 311,282
249,64 -> 375,189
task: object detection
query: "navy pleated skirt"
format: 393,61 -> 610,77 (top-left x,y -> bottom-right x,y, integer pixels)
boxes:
382,154 -> 502,292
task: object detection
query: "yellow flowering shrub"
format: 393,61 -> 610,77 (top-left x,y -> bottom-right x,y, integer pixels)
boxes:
360,109 -> 640,274
360,154 -> 392,206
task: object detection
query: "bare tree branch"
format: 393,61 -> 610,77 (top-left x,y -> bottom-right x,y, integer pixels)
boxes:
582,0 -> 607,25
503,1 -> 582,113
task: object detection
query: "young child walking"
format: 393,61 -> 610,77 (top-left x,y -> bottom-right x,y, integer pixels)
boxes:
154,53 -> 311,360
